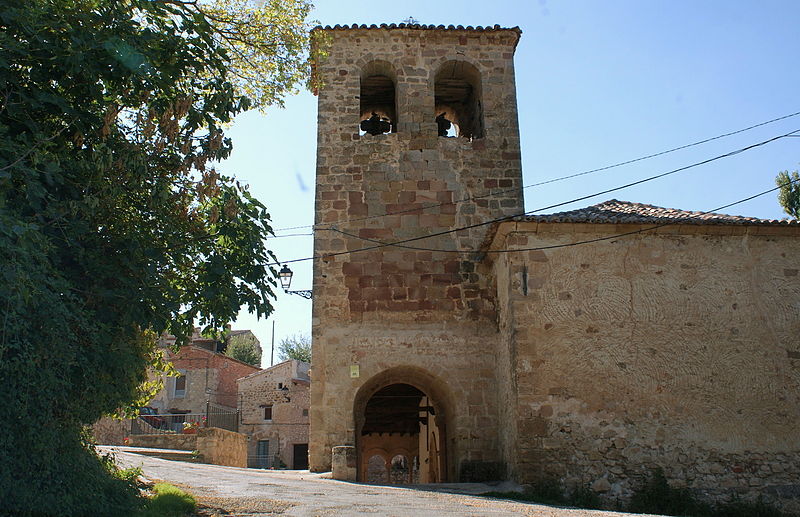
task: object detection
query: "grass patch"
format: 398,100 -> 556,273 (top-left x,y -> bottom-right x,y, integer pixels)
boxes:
140,483 -> 196,517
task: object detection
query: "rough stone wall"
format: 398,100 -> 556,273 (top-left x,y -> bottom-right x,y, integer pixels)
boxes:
310,26 -> 523,479
196,427 -> 247,468
126,428 -> 247,467
91,416 -> 131,445
127,433 -> 197,451
149,346 -> 260,413
494,248 -> 519,479
492,222 -> 800,511
238,360 -> 310,468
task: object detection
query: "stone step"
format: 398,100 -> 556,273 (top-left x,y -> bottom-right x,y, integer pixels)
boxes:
99,445 -> 202,463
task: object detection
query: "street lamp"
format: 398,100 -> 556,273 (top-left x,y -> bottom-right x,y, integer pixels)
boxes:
278,264 -> 312,299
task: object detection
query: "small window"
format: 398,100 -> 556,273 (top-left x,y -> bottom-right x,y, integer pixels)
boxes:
174,371 -> 186,398
278,382 -> 283,389
302,409 -> 309,417
264,405 -> 273,421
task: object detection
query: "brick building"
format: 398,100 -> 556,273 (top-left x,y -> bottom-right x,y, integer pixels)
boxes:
150,344 -> 260,415
238,360 -> 311,469
308,23 -> 800,511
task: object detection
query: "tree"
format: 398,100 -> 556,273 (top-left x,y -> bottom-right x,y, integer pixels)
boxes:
225,333 -> 262,367
776,170 -> 800,219
278,333 -> 312,363
0,1 -> 315,514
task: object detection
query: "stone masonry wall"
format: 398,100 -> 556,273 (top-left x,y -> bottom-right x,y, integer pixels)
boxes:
91,416 -> 131,445
127,433 -> 197,451
493,222 -> 800,511
127,428 -> 247,467
310,26 -> 523,478
196,427 -> 247,468
238,360 -> 310,468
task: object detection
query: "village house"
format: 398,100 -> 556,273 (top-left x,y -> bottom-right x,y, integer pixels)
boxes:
93,328 -> 261,444
238,360 -> 311,469
148,345 -> 259,424
149,328 -> 261,417
308,22 -> 800,512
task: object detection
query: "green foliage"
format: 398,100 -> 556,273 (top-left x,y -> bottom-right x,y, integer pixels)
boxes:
714,497 -> 795,517
113,465 -> 144,485
140,483 -> 196,517
225,332 -> 262,366
0,0 -> 313,514
776,170 -> 800,219
199,0 -> 322,110
628,469 -> 711,516
278,333 -> 312,363
482,470 -> 795,517
627,469 -> 794,517
481,479 -> 602,510
568,485 -> 603,510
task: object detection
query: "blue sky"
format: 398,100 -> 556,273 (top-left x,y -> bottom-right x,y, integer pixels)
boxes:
218,1 -> 800,365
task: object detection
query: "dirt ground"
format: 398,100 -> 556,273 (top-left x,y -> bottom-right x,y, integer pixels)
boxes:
102,447 -> 659,517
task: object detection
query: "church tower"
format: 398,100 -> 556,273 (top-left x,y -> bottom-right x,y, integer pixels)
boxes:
309,23 -> 523,482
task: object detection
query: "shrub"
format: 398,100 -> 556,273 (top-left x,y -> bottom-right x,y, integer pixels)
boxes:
627,469 -> 795,517
482,478 -> 603,510
628,468 -> 712,516
141,483 -> 196,517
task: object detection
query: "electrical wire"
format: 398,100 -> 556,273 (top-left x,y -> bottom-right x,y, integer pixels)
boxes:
269,111 -> 800,234
328,178 -> 799,255
265,233 -> 313,239
268,128 -> 799,265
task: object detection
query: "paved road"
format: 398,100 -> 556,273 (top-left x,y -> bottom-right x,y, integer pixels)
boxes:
103,448 -> 655,517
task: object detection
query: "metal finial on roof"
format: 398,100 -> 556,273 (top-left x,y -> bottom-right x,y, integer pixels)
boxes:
403,16 -> 419,25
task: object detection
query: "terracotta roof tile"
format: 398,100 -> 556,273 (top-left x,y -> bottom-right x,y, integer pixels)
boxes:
314,23 -> 520,34
515,199 -> 798,226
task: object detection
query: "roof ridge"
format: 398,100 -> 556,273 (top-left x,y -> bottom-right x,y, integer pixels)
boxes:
517,199 -> 798,226
313,23 -> 521,33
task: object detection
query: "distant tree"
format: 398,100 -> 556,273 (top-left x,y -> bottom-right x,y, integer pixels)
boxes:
776,170 -> 800,218
225,333 -> 262,367
278,333 -> 312,363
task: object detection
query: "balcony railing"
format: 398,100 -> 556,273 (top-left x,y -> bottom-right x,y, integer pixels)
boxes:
130,403 -> 239,436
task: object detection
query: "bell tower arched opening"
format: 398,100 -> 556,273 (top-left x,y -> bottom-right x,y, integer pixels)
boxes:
434,60 -> 483,139
359,60 -> 397,135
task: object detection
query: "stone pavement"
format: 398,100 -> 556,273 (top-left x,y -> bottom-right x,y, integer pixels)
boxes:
102,447 -> 660,517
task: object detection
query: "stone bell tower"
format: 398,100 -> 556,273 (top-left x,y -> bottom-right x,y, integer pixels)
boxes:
309,23 -> 523,481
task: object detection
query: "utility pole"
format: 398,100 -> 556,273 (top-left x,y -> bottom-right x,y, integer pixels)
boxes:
270,320 -> 275,366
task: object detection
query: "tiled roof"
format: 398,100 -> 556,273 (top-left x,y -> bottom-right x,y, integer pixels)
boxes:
515,199 -> 798,226
315,23 -> 521,34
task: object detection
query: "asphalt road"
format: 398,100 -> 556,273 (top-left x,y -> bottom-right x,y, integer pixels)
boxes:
103,447 -> 656,517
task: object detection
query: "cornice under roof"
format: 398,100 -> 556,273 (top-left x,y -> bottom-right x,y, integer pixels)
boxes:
512,199 -> 798,226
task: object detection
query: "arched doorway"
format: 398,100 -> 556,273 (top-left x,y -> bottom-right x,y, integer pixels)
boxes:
354,374 -> 450,484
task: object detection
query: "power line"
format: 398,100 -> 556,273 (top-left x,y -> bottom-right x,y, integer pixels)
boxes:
269,111 -> 800,234
265,233 -> 313,239
329,178 -> 799,255
269,128 -> 799,265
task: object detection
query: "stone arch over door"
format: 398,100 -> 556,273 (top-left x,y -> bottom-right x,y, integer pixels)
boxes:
353,366 -> 455,483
